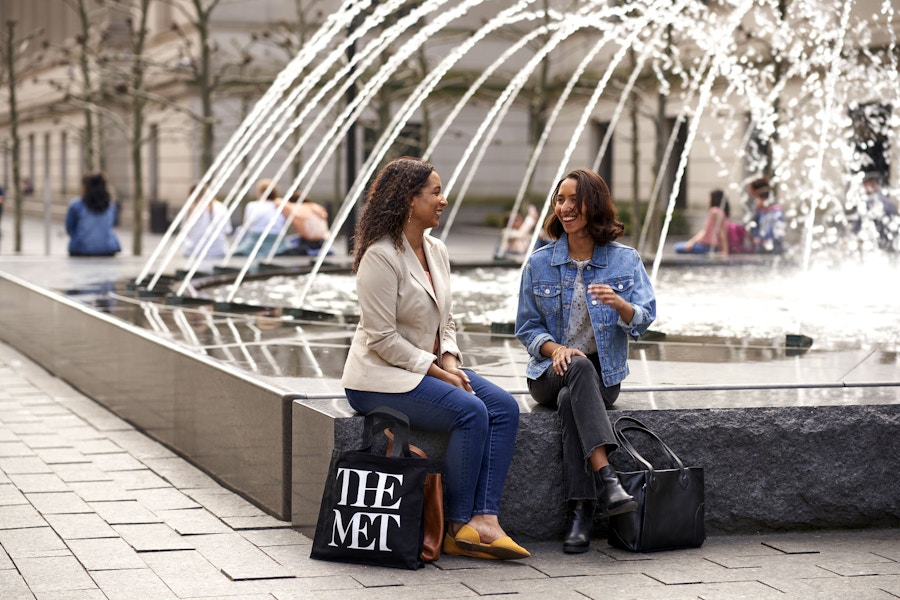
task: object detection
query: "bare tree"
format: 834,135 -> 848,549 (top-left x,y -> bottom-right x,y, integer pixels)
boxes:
1,19 -> 44,253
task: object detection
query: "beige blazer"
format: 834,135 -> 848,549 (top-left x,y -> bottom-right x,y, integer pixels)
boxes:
341,234 -> 462,393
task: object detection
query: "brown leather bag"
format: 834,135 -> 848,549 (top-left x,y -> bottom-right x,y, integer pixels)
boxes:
386,430 -> 444,562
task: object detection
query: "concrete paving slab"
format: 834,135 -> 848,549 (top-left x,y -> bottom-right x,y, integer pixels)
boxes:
24,491 -> 93,515
88,499 -> 163,526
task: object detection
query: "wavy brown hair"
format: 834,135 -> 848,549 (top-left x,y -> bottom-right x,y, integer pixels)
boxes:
81,173 -> 112,213
351,156 -> 435,272
544,169 -> 624,245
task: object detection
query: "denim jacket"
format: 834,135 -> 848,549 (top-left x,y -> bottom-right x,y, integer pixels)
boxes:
515,235 -> 656,387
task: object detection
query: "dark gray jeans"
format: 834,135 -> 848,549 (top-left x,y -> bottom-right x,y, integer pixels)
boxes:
527,353 -> 620,500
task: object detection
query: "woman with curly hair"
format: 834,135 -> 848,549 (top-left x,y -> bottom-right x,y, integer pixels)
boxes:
65,173 -> 122,256
341,156 -> 529,561
515,169 -> 656,554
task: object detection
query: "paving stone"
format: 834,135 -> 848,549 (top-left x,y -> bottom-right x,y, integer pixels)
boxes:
51,463 -> 115,483
139,549 -> 247,597
54,426 -> 106,442
0,456 -> 53,474
33,447 -> 90,465
640,556 -> 768,585
90,453 -> 148,472
313,582 -> 475,599
103,432 -> 176,461
142,458 -> 221,489
0,569 -> 35,600
44,513 -> 119,540
190,533 -> 295,581
71,439 -> 125,455
0,442 -> 37,458
0,526 -> 68,558
90,500 -> 163,525
223,514 -> 294,530
69,480 -> 135,502
32,588 -> 109,599
91,568 -> 179,599
131,487 -> 201,511
14,555 -> 97,593
154,507 -> 232,535
241,527 -> 311,547
0,545 -> 14,568
185,488 -> 267,517
106,468 -> 171,491
112,523 -> 194,552
17,434 -> 69,449
66,537 -> 148,570
0,503 -> 50,529
7,472 -> 69,493
258,544 -> 355,577
0,483 -> 29,506
25,491 -> 93,515
233,574 -> 363,596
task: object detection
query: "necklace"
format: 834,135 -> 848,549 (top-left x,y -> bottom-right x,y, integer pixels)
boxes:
568,248 -> 593,261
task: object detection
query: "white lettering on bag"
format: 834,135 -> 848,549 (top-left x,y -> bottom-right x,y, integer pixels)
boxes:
329,511 -> 401,550
335,468 -> 404,509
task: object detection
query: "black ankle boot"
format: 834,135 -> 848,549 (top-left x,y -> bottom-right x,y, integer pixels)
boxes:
595,465 -> 637,516
563,500 -> 594,554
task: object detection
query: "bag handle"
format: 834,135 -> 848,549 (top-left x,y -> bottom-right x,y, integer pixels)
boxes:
363,406 -> 413,458
612,417 -> 691,490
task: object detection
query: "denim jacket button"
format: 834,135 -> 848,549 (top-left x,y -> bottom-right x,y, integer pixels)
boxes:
617,283 -> 624,290
544,288 -> 550,294
591,300 -> 598,305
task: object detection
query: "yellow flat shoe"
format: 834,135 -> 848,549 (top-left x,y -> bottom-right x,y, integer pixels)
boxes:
442,533 -> 498,560
453,525 -> 531,560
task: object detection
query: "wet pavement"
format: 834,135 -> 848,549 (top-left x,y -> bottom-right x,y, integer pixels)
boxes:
1,214 -> 898,598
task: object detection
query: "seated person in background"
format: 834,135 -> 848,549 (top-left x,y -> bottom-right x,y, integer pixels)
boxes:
747,176 -> 786,254
860,173 -> 898,252
280,192 -> 332,255
496,204 -> 540,258
674,189 -> 730,256
65,173 -> 122,257
233,179 -> 292,257
181,182 -> 232,258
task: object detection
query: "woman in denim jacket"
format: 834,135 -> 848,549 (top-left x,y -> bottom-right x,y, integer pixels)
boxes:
515,169 -> 656,554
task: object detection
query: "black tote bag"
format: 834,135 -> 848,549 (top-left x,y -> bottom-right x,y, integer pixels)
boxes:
310,407 -> 429,570
608,416 -> 705,553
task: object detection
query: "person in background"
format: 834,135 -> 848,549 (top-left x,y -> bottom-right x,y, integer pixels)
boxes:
516,168 -> 656,554
233,179 -> 292,256
281,192 -> 332,255
341,156 -> 529,561
747,176 -> 785,254
674,189 -> 730,256
181,182 -> 233,258
496,204 -> 539,259
860,173 -> 898,252
65,173 -> 122,257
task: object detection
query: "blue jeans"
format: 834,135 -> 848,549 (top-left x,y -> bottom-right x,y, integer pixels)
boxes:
345,370 -> 519,524
674,241 -> 718,254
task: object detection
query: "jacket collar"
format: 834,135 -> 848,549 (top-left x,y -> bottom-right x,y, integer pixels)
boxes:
550,233 -> 609,268
402,233 -> 442,307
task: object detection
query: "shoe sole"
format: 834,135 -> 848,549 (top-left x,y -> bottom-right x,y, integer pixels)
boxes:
563,544 -> 590,554
455,539 -> 531,560
605,499 -> 638,517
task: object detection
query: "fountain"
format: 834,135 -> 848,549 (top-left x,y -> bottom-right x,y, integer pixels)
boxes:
1,0 -> 898,538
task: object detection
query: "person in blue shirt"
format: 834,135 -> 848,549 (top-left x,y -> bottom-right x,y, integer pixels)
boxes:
515,169 -> 656,554
747,176 -> 785,254
65,173 -> 122,256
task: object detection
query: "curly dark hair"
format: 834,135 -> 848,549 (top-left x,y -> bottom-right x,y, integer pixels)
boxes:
81,173 -> 111,213
544,169 -> 623,245
351,156 -> 435,272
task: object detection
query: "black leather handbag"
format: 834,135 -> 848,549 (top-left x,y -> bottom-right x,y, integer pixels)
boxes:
310,406 -> 429,569
608,416 -> 706,552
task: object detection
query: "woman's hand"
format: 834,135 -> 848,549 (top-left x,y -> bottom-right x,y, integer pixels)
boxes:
444,366 -> 474,393
588,283 -> 635,324
550,345 -> 586,376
